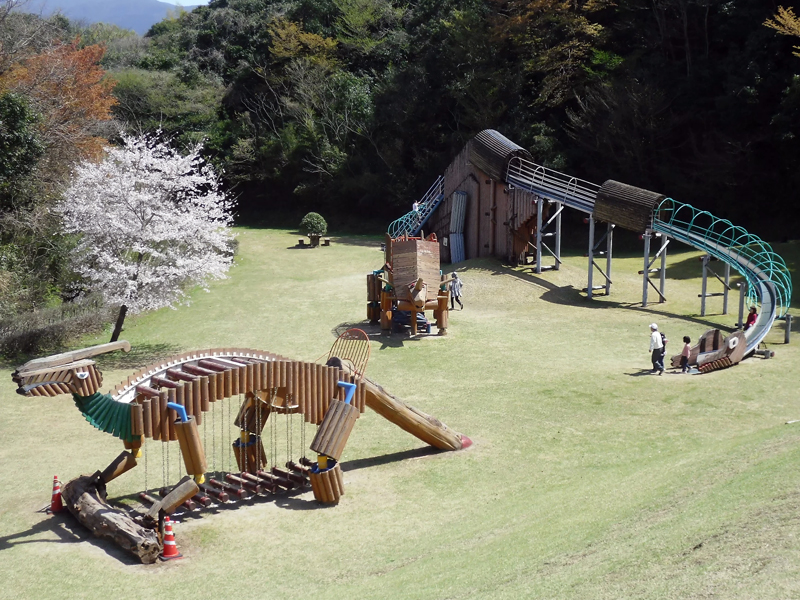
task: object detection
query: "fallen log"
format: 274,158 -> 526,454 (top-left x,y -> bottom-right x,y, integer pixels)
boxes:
62,472 -> 160,564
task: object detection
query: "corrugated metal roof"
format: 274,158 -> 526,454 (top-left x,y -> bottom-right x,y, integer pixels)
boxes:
594,180 -> 665,233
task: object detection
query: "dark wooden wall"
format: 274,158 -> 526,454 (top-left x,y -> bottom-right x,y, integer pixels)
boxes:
428,141 -> 543,264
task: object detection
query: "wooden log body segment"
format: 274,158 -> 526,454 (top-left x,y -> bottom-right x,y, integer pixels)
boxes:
309,462 -> 345,504
310,399 -> 359,461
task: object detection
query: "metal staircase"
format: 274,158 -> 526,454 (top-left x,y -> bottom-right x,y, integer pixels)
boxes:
387,176 -> 445,238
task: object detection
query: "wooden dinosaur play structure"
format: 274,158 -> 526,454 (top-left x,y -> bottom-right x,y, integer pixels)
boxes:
367,234 -> 454,335
12,330 -> 470,563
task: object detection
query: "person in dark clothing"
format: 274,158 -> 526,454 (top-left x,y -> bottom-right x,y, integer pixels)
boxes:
450,272 -> 464,310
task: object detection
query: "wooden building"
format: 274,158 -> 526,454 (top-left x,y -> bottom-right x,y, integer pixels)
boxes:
425,131 -> 549,265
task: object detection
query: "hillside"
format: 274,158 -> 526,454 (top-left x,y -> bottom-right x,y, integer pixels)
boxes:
26,0 -> 201,35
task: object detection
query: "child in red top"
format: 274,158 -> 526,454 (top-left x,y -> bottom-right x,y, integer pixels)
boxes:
744,307 -> 757,330
681,336 -> 691,373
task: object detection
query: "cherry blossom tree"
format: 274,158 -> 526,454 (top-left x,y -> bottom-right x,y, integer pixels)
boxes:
58,133 -> 236,341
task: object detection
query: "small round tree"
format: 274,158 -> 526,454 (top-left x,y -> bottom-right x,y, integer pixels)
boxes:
300,212 -> 327,247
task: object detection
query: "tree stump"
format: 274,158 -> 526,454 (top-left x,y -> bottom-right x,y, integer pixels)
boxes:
62,473 -> 160,564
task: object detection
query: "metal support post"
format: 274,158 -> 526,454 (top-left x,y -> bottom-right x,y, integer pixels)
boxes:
658,234 -> 667,303
605,224 -> 614,296
535,196 -> 544,274
723,263 -> 730,315
642,231 -> 651,307
737,283 -> 745,330
700,255 -> 709,317
554,201 -> 562,271
587,215 -> 595,299
786,314 -> 792,344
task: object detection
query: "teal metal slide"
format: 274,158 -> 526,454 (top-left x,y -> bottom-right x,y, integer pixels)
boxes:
653,199 -> 790,352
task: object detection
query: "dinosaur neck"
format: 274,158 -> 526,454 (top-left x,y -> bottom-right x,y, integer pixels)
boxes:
72,392 -> 137,443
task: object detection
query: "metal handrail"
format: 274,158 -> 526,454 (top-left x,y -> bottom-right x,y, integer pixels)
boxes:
506,157 -> 599,213
387,176 -> 445,238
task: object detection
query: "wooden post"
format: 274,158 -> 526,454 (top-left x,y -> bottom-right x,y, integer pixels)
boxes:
159,390 -> 169,442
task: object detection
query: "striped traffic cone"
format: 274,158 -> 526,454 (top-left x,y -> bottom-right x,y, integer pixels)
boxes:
160,516 -> 182,561
50,476 -> 63,514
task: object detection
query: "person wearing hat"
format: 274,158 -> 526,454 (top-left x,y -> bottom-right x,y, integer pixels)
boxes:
450,272 -> 464,310
649,323 -> 665,374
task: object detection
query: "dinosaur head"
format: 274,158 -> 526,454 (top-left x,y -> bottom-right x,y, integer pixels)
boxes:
11,340 -> 130,398
12,360 -> 103,397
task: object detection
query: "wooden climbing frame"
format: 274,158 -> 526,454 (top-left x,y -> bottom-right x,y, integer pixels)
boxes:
327,328 -> 370,377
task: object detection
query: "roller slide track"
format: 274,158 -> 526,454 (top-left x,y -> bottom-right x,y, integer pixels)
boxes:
500,158 -> 791,353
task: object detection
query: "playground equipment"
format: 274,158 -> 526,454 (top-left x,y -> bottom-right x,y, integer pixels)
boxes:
389,129 -> 792,370
669,329 -> 748,373
12,332 -> 470,563
368,233 -> 453,336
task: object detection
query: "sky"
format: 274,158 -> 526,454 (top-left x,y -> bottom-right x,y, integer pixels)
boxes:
158,0 -> 210,4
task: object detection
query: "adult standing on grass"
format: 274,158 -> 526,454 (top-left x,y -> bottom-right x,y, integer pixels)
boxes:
450,272 -> 464,310
649,323 -> 664,374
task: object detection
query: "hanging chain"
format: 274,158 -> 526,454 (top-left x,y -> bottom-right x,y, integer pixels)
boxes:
228,394 -> 233,474
285,399 -> 290,468
301,416 -> 306,461
212,398 -> 216,474
240,392 -> 246,478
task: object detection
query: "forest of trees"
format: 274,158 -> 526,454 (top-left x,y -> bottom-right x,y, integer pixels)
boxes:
1,0 -> 799,320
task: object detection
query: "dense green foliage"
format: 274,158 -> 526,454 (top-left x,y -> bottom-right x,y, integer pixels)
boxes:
2,1 -> 799,325
97,0 -> 800,238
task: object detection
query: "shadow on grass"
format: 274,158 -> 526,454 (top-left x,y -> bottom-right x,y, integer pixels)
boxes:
342,447 -> 442,471
93,342 -> 183,371
626,368 -> 661,377
332,321 -> 443,349
480,263 -> 739,332
0,509 -> 142,566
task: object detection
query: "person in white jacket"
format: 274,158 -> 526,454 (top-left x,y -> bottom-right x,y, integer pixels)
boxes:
649,323 -> 665,374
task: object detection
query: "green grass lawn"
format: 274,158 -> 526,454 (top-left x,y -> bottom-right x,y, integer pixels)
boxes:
1,229 -> 799,599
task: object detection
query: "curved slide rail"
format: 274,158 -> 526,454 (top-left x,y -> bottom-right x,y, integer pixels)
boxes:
653,198 -> 791,352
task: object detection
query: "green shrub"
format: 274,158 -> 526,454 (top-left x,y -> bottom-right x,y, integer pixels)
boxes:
299,212 -> 327,237
0,295 -> 116,359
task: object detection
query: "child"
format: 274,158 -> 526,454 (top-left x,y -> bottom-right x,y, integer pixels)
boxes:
681,336 -> 691,373
450,272 -> 464,310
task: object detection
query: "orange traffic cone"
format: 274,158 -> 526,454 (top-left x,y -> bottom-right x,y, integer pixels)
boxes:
160,516 -> 182,561
50,476 -> 63,514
